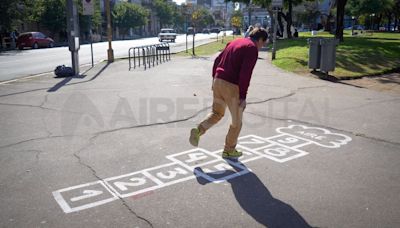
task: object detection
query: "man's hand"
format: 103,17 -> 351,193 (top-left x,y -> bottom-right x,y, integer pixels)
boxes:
239,99 -> 246,110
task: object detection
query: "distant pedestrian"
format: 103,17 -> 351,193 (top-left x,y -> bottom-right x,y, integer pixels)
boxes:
293,29 -> 299,38
189,28 -> 268,159
244,25 -> 254,38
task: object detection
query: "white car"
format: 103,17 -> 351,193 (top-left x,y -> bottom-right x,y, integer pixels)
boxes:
158,28 -> 177,42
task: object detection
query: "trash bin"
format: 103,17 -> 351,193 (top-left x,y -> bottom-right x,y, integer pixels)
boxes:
307,37 -> 322,70
320,38 -> 339,73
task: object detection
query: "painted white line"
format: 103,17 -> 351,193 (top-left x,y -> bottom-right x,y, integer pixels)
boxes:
52,125 -> 352,213
52,180 -> 118,214
276,125 -> 352,148
0,72 -> 52,85
70,190 -> 103,202
290,141 -> 313,149
103,162 -> 176,181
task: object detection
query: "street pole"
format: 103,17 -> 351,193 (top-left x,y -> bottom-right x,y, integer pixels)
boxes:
105,0 -> 114,63
185,15 -> 188,53
272,9 -> 278,60
192,33 -> 195,56
66,0 -> 80,76
89,16 -> 94,67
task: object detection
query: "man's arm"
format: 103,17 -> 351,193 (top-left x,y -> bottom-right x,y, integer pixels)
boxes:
238,47 -> 258,100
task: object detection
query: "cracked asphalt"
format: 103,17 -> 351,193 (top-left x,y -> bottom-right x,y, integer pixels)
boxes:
0,52 -> 399,228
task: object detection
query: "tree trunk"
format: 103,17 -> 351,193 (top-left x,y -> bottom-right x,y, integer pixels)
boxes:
387,12 -> 392,31
287,0 -> 293,38
335,0 -> 348,42
395,16 -> 399,32
377,13 -> 383,28
278,11 -> 285,37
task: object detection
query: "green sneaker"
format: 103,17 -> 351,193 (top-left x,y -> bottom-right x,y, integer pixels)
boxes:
222,149 -> 243,159
189,128 -> 200,147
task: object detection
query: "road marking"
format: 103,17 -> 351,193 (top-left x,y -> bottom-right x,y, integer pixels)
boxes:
70,190 -> 103,202
52,124 -> 352,213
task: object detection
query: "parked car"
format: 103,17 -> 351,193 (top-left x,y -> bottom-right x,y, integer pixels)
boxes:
187,27 -> 195,35
158,28 -> 177,42
17,32 -> 54,50
355,25 -> 365,30
202,28 -> 210,34
210,27 -> 220,33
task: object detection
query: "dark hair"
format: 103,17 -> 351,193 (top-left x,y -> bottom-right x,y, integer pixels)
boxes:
249,27 -> 268,41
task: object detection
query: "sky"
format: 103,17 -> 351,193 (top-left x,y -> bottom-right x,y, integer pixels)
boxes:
172,0 -> 185,5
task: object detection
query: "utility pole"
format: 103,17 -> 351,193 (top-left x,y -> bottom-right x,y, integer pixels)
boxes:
66,0 -> 80,76
271,0 -> 283,60
272,9 -> 278,60
105,0 -> 114,63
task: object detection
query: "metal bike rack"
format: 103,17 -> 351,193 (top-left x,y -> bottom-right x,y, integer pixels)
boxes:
129,42 -> 170,71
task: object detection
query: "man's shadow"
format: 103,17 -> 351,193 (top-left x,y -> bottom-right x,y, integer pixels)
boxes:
194,161 -> 312,228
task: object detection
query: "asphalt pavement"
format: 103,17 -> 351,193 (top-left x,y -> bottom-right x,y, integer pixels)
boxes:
0,32 -> 229,81
0,52 -> 399,227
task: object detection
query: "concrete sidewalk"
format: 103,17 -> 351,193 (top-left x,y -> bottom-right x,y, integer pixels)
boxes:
0,52 -> 399,227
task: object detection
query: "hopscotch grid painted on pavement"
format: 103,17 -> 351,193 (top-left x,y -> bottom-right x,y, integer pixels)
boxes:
52,125 -> 352,213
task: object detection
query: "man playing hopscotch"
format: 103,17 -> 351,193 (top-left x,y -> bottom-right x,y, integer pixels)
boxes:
189,28 -> 269,159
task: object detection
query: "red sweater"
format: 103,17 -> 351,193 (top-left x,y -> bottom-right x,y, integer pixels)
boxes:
212,38 -> 258,100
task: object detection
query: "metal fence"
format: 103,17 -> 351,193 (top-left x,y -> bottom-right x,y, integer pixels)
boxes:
128,43 -> 171,70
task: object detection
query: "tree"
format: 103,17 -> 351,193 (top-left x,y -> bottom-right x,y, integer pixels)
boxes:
78,0 -> 102,39
171,4 -> 184,31
192,7 -> 214,29
0,0 -> 35,33
112,2 -> 149,39
347,0 -> 393,29
226,0 -> 251,26
38,0 -> 67,38
297,1 -> 320,30
231,11 -> 244,29
335,0 -> 348,42
154,0 -> 174,29
237,0 -> 314,39
394,0 -> 400,32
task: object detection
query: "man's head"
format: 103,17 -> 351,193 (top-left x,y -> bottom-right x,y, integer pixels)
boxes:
249,27 -> 268,50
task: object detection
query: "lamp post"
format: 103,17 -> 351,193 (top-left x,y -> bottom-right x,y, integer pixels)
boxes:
351,16 -> 355,35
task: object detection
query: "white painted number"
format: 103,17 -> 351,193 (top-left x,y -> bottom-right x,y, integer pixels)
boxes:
277,137 -> 299,144
114,177 -> 147,191
70,190 -> 103,202
263,147 -> 290,157
240,138 -> 265,144
156,167 -> 188,179
185,153 -> 208,163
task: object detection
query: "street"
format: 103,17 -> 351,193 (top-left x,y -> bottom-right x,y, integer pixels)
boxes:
0,32 -> 229,82
0,53 -> 399,227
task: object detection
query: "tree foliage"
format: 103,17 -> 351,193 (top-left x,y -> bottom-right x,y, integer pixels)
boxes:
192,7 -> 214,29
32,0 -> 67,37
154,0 -> 174,28
231,11 -> 244,28
78,0 -> 102,34
0,0 -> 34,32
112,2 -> 149,38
